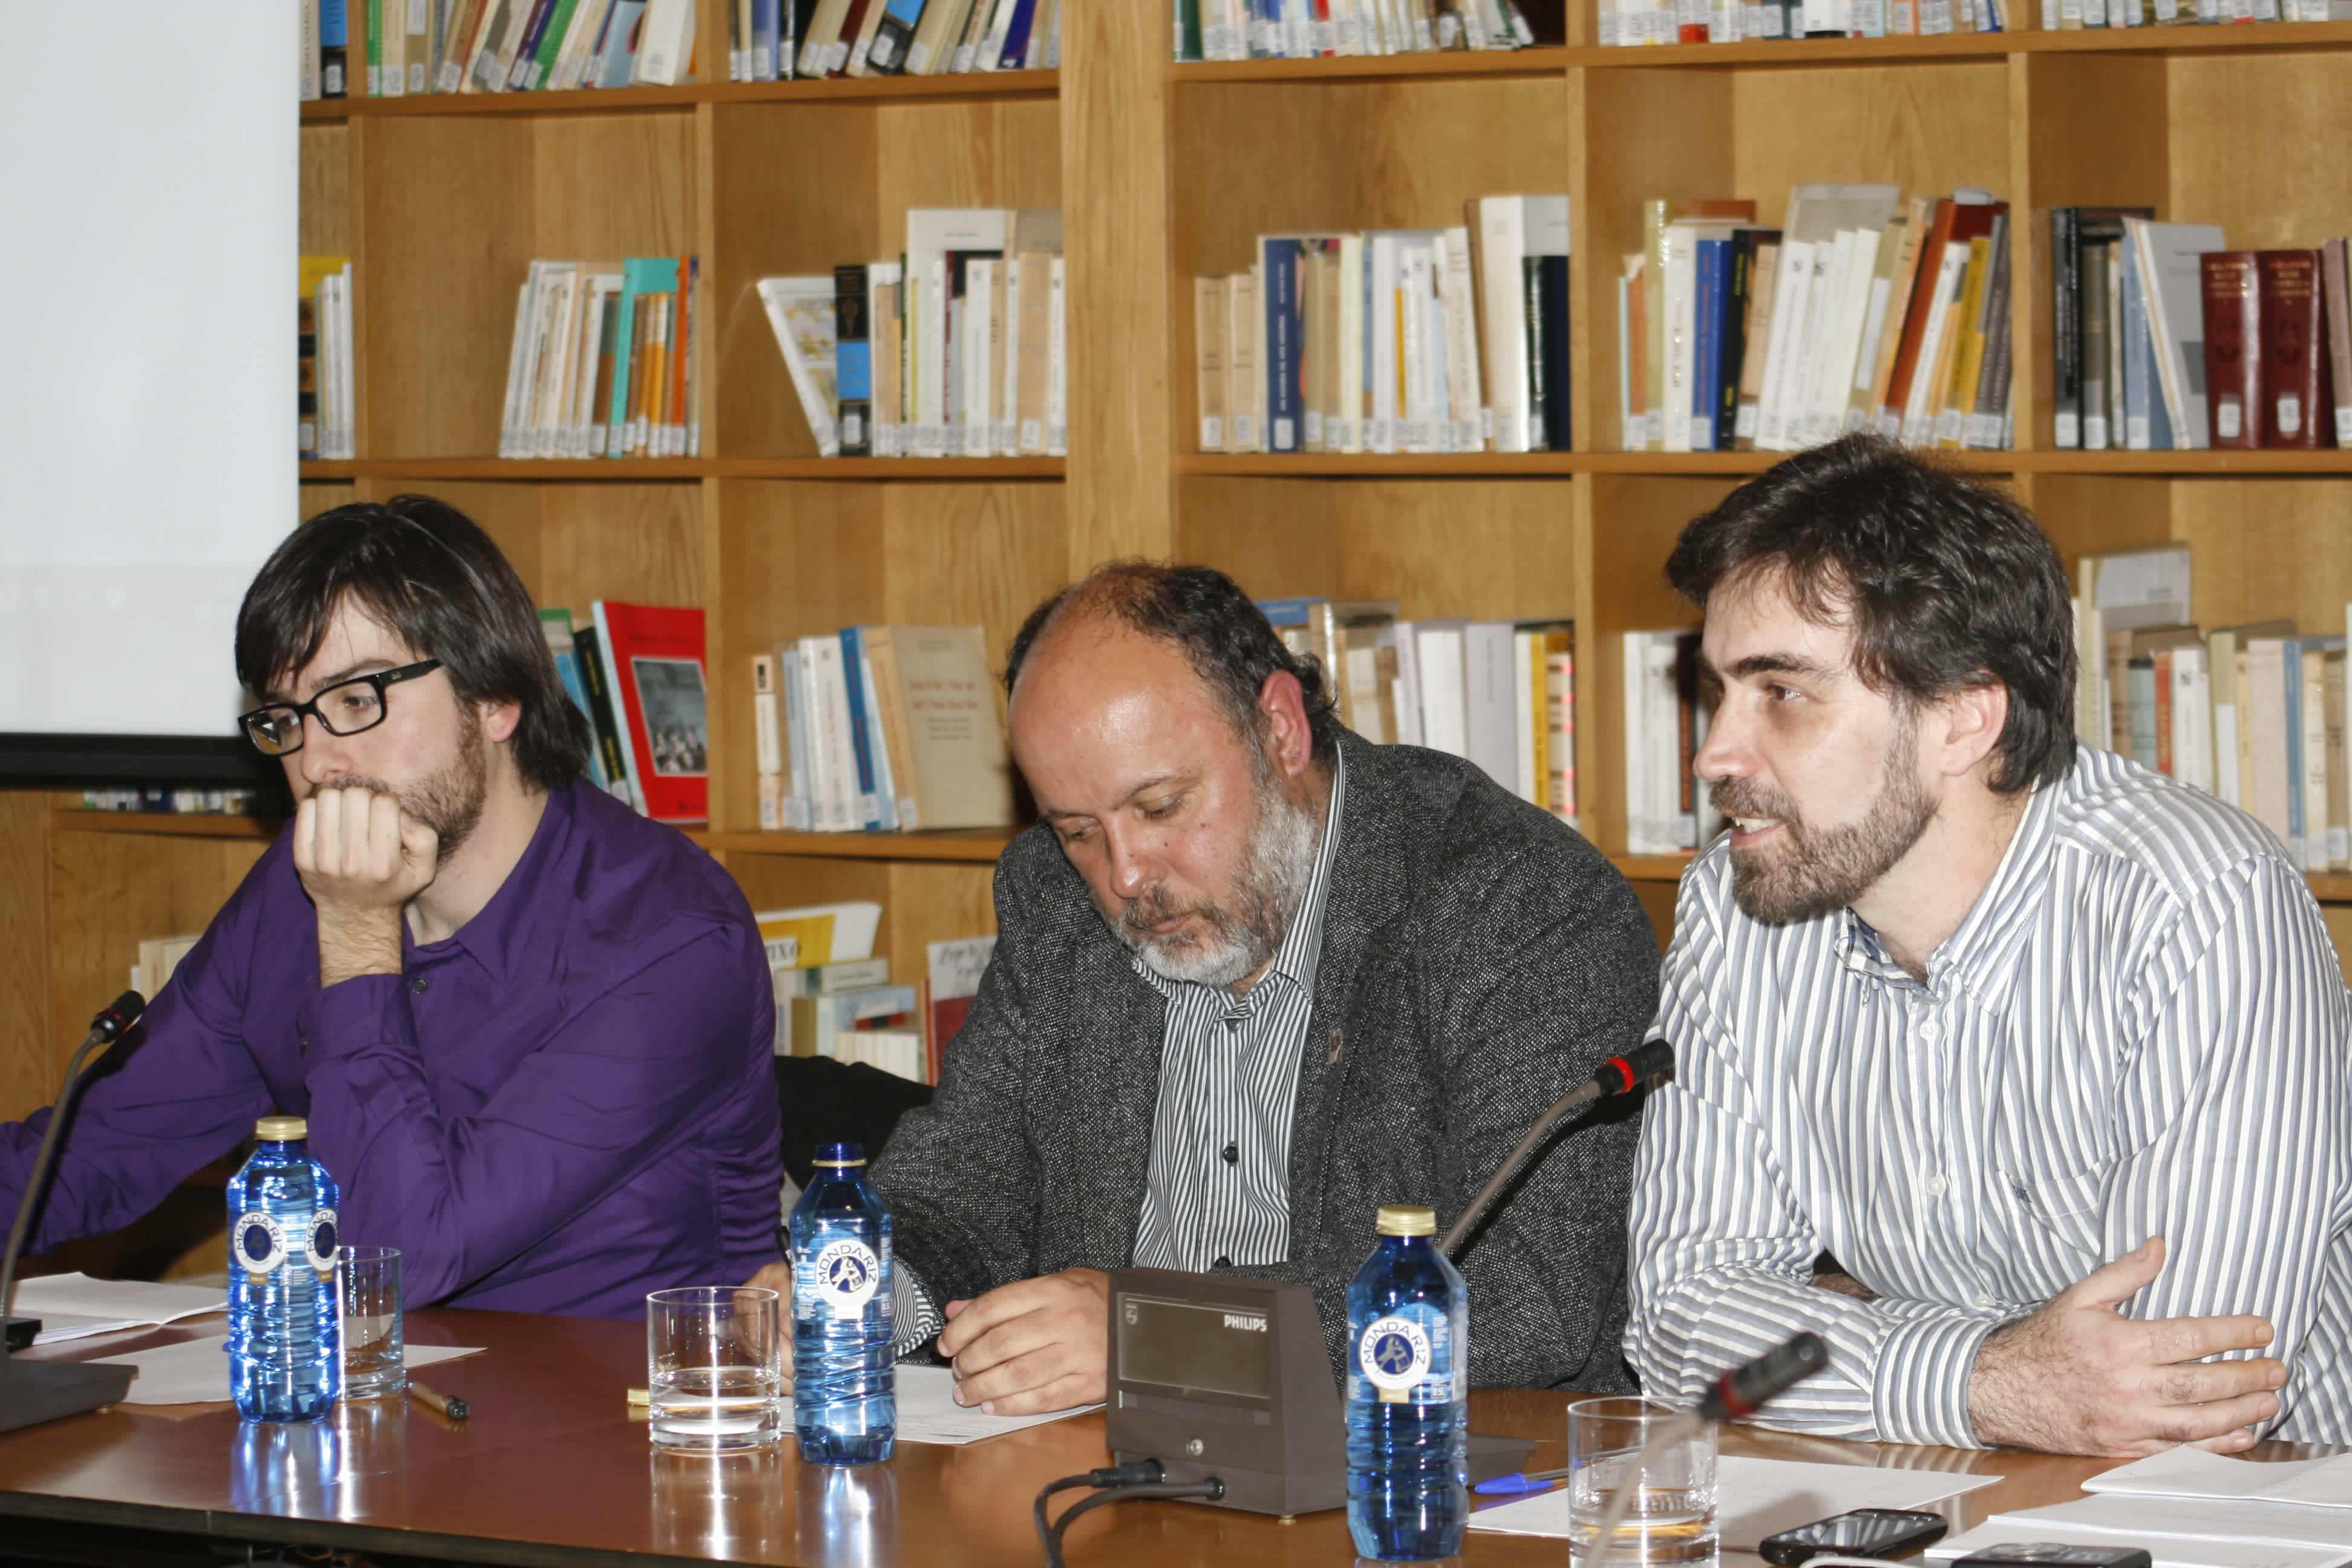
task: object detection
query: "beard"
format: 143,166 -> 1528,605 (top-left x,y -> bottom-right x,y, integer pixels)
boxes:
1109,754 -> 1323,990
318,704 -> 489,860
1714,715 -> 1936,926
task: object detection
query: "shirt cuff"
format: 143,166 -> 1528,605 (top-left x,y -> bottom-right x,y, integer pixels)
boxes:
1871,1309 -> 2004,1448
892,1262 -> 944,1358
301,972 -> 411,1060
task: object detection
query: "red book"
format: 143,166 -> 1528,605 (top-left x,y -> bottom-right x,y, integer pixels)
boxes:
2258,249 -> 2330,450
2200,252 -> 2263,450
590,599 -> 708,823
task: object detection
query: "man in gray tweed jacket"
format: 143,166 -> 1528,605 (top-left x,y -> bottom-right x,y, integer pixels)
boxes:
867,563 -> 1660,1416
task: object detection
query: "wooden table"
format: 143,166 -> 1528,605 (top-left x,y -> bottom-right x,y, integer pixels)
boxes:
0,1308 -> 2317,1567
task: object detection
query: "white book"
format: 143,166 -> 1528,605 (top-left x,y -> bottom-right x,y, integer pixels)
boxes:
1462,623 -> 1518,792
1391,620 -> 1426,748
1513,631 -> 1540,803
780,646 -> 814,830
1477,197 -> 1535,452
334,267 -> 354,459
570,273 -> 621,457
962,256 -> 996,457
2126,217 -> 2227,451
1623,632 -> 1654,852
1812,226 -> 1883,445
632,0 -> 697,83
755,276 -> 842,457
533,269 -> 584,458
1900,243 -> 1973,447
1368,234 -> 1400,453
1335,233 -> 1364,453
1439,227 -> 1485,453
1402,242 -> 1441,452
1047,255 -> 1067,456
1755,238 -> 1815,452
2172,645 -> 2212,795
906,208 -> 1012,457
1785,232 -> 1847,448
1416,624 -> 1469,759
1661,224 -> 1702,453
998,256 -> 1023,456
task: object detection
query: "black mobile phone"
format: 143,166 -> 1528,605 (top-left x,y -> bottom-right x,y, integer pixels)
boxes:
1760,1508 -> 1952,1565
1952,1546 -> 2155,1568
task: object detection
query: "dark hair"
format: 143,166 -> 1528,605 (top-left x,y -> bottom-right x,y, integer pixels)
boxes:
1665,435 -> 2076,794
234,494 -> 590,792
1004,561 -> 1342,766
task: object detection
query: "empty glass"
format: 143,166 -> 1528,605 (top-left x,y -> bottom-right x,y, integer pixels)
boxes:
645,1286 -> 785,1451
338,1246 -> 405,1399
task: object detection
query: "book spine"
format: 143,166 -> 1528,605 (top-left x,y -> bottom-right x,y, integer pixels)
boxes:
2201,252 -> 2263,449
1264,240 -> 1302,453
837,629 -> 883,829
2326,238 -> 2352,450
869,0 -> 926,71
835,263 -> 873,457
2258,249 -> 2327,451
571,622 -> 638,811
1692,238 -> 1725,453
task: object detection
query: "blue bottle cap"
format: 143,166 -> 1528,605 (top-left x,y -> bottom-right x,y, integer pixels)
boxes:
813,1141 -> 866,1169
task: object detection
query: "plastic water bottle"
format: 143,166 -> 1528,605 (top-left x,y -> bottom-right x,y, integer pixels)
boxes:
789,1140 -> 895,1464
1345,1203 -> 1468,1561
226,1116 -> 342,1422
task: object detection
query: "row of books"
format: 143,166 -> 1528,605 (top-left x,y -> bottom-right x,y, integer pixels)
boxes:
1602,0 -> 2006,42
1621,186 -> 2015,454
757,902 -> 998,1082
1258,598 -> 1581,824
750,626 -> 1018,834
2045,0 -> 2352,21
298,0 -> 696,100
750,0 -> 1062,80
2051,212 -> 2348,451
1174,0 -> 1552,57
74,788 -> 274,817
2077,547 -> 2351,873
760,208 -> 1065,459
299,256 -> 357,460
500,257 -> 704,460
540,603 -> 711,823
1193,195 -> 1574,456
1621,630 -> 1716,855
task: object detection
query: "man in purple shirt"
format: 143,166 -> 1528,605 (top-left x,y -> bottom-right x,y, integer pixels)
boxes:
0,496 -> 782,1319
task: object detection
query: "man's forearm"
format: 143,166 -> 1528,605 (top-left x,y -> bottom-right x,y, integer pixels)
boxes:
316,909 -> 403,988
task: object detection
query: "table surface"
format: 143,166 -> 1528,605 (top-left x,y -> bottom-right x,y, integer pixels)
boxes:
0,1308 -> 2325,1568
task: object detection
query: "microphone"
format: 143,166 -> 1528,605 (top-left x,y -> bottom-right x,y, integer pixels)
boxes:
0,990 -> 146,1434
1437,1037 -> 1674,1259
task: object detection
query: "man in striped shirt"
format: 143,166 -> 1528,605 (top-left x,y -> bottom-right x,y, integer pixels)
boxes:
1625,436 -> 2351,1454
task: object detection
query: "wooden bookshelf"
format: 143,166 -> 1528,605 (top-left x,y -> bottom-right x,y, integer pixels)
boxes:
11,4 -> 2352,1120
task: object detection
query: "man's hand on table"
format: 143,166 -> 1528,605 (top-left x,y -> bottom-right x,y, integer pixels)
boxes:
936,1268 -> 1109,1416
1970,1236 -> 2286,1457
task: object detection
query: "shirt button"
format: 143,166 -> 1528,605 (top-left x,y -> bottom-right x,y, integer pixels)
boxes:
1214,1255 -> 1232,1269
410,976 -> 430,995
1925,1174 -> 1948,1198
1918,1019 -> 1941,1044
1221,1143 -> 1238,1165
1976,1294 -> 1998,1310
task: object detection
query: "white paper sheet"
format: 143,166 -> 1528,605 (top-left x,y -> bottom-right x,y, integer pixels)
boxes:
17,1273 -> 227,1344
2085,1448 -> 2352,1513
87,1335 -> 485,1405
1930,1518 -> 2351,1568
1988,1495 -> 2352,1554
890,1364 -> 1098,1445
1469,1454 -> 2002,1543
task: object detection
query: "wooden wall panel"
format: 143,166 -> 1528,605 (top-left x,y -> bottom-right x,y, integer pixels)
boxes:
2166,53 -> 2352,251
0,794 -> 52,1123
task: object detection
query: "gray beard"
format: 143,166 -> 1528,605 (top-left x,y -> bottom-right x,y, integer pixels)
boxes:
1115,776 -> 1322,990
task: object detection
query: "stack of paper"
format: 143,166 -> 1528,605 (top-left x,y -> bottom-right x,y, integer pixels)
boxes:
15,1273 -> 226,1344
1471,1455 -> 2001,1544
892,1364 -> 1099,1445
1930,1449 -> 2352,1568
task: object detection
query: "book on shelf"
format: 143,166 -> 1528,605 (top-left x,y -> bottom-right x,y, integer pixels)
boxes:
1598,0 -> 2005,47
538,607 -> 615,794
299,255 -> 354,460
1258,596 -> 1578,826
131,935 -> 204,1002
592,599 -> 708,823
757,624 -> 1016,835
1195,195 -> 1572,457
499,255 -> 701,459
924,935 -> 996,1082
302,0 -> 689,99
1174,0 -> 1548,60
2054,210 -> 2349,451
762,209 -> 1063,460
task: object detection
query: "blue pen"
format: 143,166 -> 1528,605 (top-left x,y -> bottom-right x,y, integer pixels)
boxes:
1475,1466 -> 1572,1497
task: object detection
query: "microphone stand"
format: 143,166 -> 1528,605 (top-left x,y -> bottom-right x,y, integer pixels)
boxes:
0,991 -> 146,1435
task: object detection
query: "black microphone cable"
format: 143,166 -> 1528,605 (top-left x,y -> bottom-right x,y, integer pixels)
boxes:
1033,1460 -> 1226,1567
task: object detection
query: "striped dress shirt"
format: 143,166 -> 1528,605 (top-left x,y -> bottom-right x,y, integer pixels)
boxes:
1626,745 -> 2352,1446
1130,748 -> 1346,1272
891,751 -> 1344,1350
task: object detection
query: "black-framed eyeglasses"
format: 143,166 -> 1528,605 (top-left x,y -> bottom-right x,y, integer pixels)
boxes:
238,660 -> 444,757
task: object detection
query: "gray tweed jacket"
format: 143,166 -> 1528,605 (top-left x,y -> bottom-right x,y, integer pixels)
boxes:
872,731 -> 1659,1390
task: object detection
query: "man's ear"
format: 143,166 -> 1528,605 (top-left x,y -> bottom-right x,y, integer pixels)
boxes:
482,697 -> 523,746
1256,669 -> 1315,779
1932,679 -> 2009,780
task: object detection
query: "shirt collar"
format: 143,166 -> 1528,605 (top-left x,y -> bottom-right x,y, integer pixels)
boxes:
1836,751 -> 2069,998
1131,746 -> 1348,1009
405,779 -> 580,986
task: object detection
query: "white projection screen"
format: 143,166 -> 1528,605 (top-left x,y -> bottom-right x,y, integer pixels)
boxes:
0,6 -> 297,779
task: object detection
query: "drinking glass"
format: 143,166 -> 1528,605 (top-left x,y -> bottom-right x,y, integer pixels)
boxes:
338,1246 -> 405,1399
645,1286 -> 785,1451
1567,1396 -> 1719,1565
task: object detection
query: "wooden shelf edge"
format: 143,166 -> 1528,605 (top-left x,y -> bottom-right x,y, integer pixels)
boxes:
52,812 -> 280,841
1166,22 -> 2352,80
299,462 -> 356,481
708,457 -> 1067,480
298,70 -> 1056,121
701,829 -> 1014,863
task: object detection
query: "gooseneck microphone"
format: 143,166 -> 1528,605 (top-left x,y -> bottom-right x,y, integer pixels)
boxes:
1437,1037 -> 1676,1259
0,990 -> 146,1434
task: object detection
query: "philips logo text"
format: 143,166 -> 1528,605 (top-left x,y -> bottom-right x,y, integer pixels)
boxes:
1222,1313 -> 1268,1333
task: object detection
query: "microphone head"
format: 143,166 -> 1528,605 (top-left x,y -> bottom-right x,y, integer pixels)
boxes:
1697,1331 -> 1830,1422
91,990 -> 147,1044
1622,1037 -> 1674,1085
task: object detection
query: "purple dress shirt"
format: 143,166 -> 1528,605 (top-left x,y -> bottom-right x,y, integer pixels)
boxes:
1,780 -> 783,1319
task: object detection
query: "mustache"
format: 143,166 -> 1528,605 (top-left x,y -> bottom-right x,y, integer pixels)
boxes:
1120,886 -> 1205,936
1710,778 -> 1798,824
